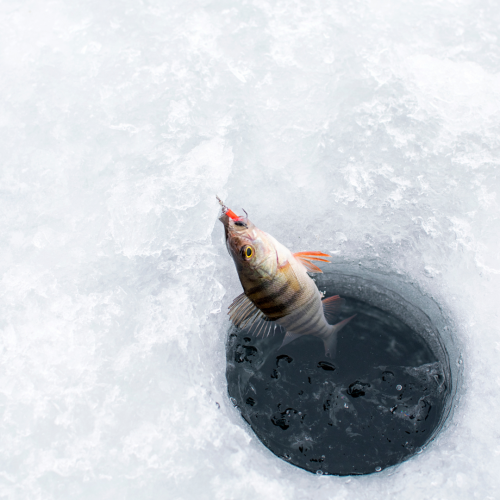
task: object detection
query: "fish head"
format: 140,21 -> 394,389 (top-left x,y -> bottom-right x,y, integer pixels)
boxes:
219,212 -> 277,279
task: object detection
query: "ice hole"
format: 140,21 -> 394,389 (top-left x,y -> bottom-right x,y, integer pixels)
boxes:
226,264 -> 461,475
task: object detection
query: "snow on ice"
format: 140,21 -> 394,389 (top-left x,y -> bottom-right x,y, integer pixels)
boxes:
1,0 -> 499,498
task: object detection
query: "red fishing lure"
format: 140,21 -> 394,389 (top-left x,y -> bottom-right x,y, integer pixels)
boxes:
216,195 -> 239,220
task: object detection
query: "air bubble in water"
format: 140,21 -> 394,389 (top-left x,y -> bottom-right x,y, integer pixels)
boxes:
375,466 -> 382,472
396,384 -> 402,391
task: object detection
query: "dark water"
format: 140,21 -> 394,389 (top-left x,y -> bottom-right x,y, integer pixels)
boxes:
226,297 -> 447,475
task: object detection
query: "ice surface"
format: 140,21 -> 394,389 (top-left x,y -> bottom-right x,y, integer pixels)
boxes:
0,0 -> 499,498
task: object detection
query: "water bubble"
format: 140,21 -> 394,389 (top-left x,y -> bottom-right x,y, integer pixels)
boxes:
230,397 -> 238,407
396,384 -> 402,391
375,466 -> 382,472
344,403 -> 349,409
316,470 -> 324,475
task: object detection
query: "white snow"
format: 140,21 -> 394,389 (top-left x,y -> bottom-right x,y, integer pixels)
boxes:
1,0 -> 499,498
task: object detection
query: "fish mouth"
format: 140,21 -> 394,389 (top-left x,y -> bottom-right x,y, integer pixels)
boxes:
220,213 -> 250,237
219,213 -> 233,243
219,212 -> 230,229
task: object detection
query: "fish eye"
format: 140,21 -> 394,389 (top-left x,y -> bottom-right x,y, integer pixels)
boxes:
242,246 -> 253,259
235,221 -> 247,227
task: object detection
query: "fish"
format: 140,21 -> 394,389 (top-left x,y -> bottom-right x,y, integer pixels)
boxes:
217,196 -> 355,357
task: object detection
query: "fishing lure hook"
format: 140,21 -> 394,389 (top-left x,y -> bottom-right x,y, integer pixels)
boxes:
216,195 -> 238,220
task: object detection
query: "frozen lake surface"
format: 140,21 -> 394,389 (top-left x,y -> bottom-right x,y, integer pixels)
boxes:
1,0 -> 500,498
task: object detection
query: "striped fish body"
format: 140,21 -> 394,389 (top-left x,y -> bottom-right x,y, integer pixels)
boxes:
242,246 -> 329,334
220,211 -> 354,356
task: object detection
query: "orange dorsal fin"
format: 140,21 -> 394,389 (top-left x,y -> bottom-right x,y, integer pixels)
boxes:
293,251 -> 331,274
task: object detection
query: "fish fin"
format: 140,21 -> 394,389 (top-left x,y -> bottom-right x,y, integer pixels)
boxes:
293,252 -> 331,274
298,259 -> 324,274
269,322 -> 283,337
240,310 -> 262,330
242,311 -> 280,339
228,293 -> 277,334
231,299 -> 254,326
322,295 -> 346,322
323,314 -> 356,358
279,331 -> 302,349
228,293 -> 261,328
246,312 -> 266,335
293,251 -> 331,262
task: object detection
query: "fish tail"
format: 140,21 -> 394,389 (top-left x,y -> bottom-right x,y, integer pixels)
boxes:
323,315 -> 356,358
